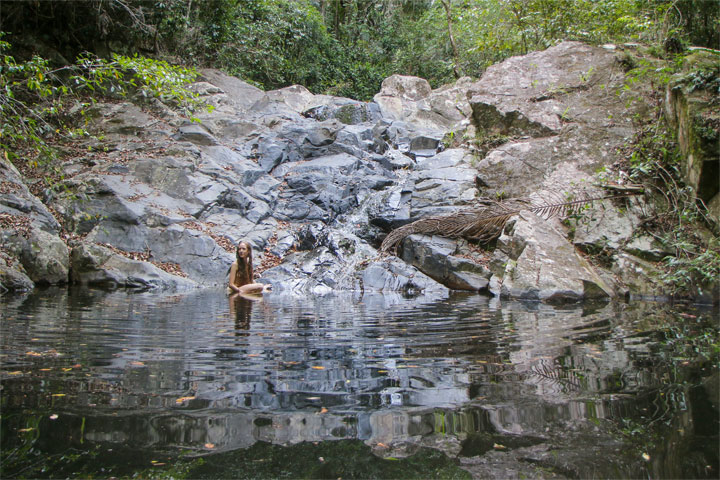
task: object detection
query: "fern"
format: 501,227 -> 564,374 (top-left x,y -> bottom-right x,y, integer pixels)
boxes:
379,187 -> 643,254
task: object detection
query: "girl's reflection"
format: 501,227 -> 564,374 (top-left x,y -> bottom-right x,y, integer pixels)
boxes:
229,293 -> 255,333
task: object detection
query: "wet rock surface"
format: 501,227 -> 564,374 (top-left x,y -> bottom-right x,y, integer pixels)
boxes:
1,41 -> 699,301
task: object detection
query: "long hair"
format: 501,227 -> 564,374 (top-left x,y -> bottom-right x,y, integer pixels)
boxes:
234,242 -> 254,286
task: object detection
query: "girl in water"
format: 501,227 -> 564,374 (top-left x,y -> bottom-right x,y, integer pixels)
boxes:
228,241 -> 272,295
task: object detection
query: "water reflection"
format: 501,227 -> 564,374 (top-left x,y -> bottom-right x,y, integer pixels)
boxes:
1,287 -> 717,479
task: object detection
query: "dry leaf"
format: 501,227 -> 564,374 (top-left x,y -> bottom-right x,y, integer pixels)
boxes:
205,443 -> 215,449
175,396 -> 196,404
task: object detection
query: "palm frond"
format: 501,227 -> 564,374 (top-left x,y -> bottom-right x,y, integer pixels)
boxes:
380,189 -> 643,255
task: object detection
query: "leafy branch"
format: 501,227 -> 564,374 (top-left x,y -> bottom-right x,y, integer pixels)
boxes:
1,36 -> 203,173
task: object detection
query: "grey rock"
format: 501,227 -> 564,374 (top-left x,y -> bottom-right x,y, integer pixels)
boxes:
401,234 -> 490,291
1,156 -> 61,232
491,212 -> 612,302
0,253 -> 34,293
197,68 -> 266,111
173,124 -> 219,146
611,252 -> 668,301
15,228 -> 70,285
70,241 -> 197,290
357,258 -> 449,294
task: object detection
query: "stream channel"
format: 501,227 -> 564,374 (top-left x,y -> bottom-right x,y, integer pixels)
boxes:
1,287 -> 718,479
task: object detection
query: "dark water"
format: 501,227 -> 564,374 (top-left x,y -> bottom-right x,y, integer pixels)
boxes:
1,287 -> 718,479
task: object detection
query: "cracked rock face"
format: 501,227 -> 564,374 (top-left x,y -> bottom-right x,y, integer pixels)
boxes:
2,42 -> 670,301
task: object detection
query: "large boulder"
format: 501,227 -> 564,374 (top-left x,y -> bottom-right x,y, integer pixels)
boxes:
0,251 -> 34,293
373,75 -> 473,133
400,235 -> 491,291
70,241 -> 197,290
1,156 -> 68,289
489,212 -> 613,302
468,41 -> 642,198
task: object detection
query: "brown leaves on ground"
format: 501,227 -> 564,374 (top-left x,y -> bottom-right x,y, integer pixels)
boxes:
456,242 -> 492,266
0,180 -> 20,194
0,212 -> 32,238
256,229 -> 286,275
184,221 -> 234,252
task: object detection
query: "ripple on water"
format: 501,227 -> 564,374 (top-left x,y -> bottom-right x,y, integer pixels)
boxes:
1,287 -> 717,479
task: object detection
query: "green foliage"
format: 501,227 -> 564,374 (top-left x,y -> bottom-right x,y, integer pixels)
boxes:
614,50 -> 720,298
3,0 -> 718,99
1,36 -> 201,179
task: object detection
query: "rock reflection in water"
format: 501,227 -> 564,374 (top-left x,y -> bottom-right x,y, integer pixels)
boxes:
0,287 -> 717,479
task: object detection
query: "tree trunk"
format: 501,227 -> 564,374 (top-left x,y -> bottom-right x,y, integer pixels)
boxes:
440,0 -> 461,79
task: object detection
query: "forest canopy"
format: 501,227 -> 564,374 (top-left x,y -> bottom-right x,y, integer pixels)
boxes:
2,0 -> 719,100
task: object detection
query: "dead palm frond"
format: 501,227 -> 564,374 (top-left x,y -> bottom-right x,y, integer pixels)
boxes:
379,186 -> 643,255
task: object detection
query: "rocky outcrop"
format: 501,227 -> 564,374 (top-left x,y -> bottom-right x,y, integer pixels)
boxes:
1,156 -> 69,291
2,41 -> 695,302
664,50 -> 720,218
70,242 -> 197,290
489,212 -> 612,302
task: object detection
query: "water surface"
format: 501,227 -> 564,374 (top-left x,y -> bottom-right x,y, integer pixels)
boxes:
1,287 -> 718,478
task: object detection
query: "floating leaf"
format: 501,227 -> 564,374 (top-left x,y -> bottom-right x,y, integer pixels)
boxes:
642,453 -> 650,461
311,366 -> 325,370
8,371 -> 23,375
319,407 -> 328,414
130,361 -> 145,366
18,428 -> 35,432
175,396 -> 195,404
204,443 -> 215,449
49,414 -> 59,420
493,443 -> 507,450
51,393 -> 66,397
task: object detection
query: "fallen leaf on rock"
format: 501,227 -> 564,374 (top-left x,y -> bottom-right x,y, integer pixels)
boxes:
493,443 -> 507,450
175,396 -> 195,404
204,443 -> 215,449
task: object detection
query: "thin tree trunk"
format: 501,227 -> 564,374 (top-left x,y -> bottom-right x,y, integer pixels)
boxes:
440,0 -> 461,79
